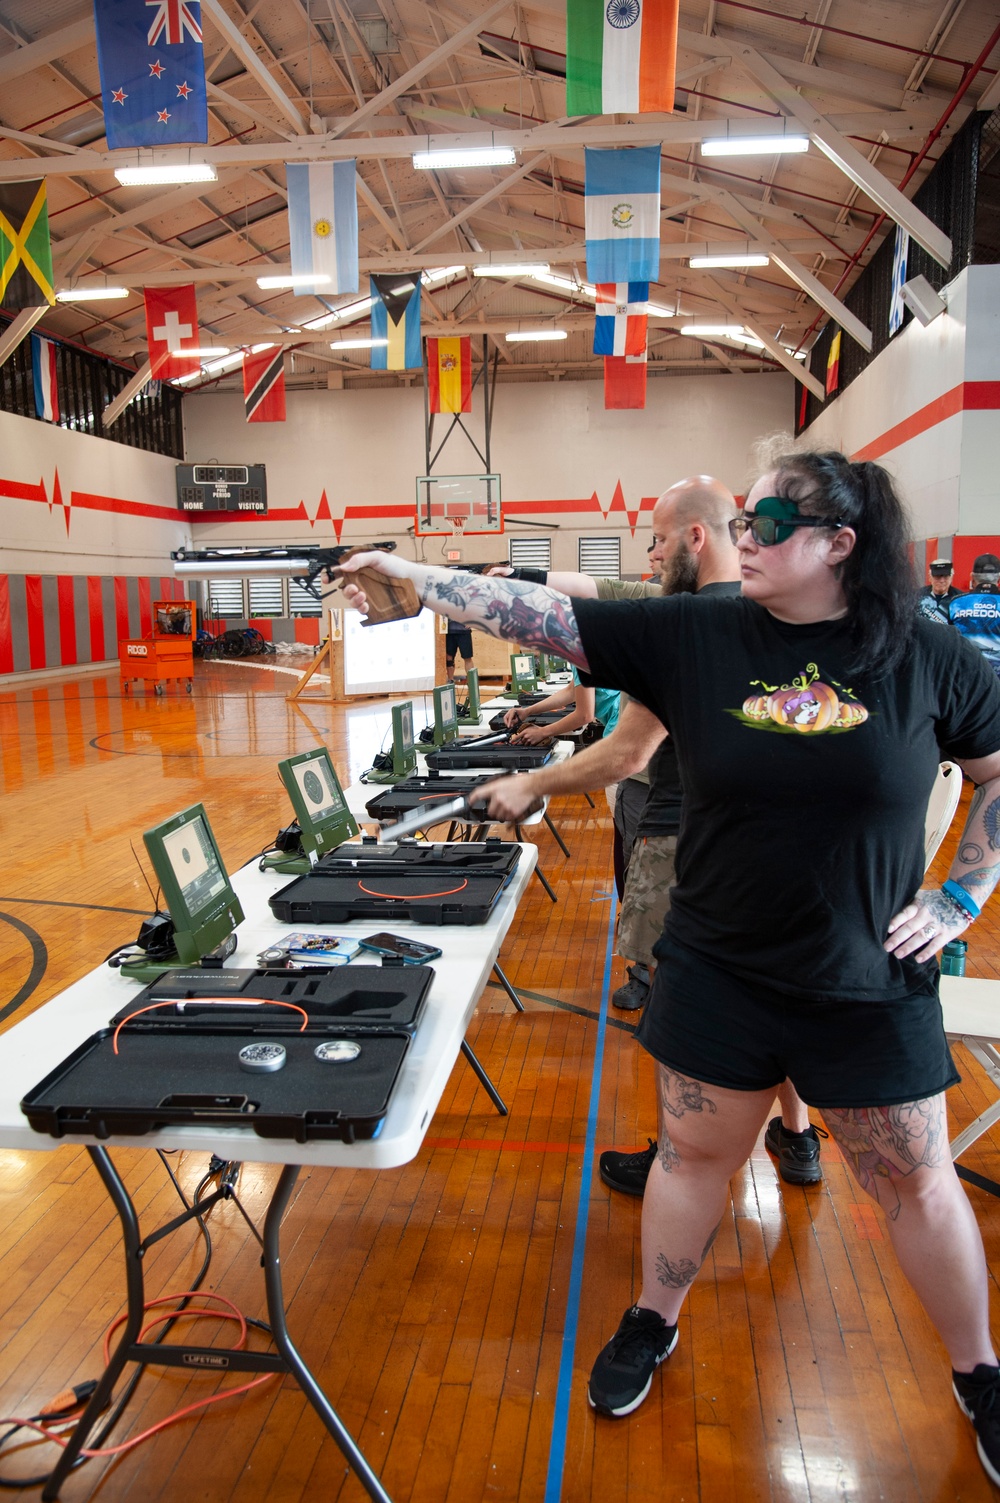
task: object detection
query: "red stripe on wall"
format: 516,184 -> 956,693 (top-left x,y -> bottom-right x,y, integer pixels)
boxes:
70,491 -> 180,522
0,576 -> 13,674
24,576 -> 46,670
87,577 -> 104,661
57,575 -> 77,666
852,381 -> 1000,463
0,478 -> 47,503
113,577 -> 129,645
137,577 -> 152,637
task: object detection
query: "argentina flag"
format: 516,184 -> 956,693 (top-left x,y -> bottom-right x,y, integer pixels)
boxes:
287,162 -> 359,296
585,146 -> 661,284
94,0 -> 208,149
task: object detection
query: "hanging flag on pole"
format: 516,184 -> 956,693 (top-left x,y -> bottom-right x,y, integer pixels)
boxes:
243,347 -> 286,423
585,147 -> 661,284
594,282 -> 648,356
287,162 -> 358,296
93,0 -> 207,149
427,336 -> 473,413
144,284 -> 202,377
825,329 -> 842,396
0,180 -> 54,309
604,353 -> 647,410
31,334 -> 59,422
567,0 -> 679,115
889,226 -> 909,337
370,275 -> 422,370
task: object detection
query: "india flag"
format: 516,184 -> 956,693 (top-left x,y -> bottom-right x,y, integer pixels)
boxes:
567,0 -> 679,116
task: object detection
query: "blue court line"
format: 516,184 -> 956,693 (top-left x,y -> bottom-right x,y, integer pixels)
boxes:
543,897 -> 618,1503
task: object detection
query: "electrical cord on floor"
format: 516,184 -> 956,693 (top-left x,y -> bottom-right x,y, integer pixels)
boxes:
0,1152 -> 272,1488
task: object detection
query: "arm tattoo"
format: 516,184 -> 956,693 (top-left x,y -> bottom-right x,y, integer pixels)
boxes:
956,860 -> 1000,897
655,1253 -> 700,1289
421,573 -> 588,666
924,888 -> 970,929
984,795 -> 1000,851
960,842 -> 984,863
658,1068 -> 718,1121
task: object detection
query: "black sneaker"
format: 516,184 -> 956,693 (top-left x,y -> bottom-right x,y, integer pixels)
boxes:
954,1364 -> 1000,1485
599,1138 -> 657,1197
612,963 -> 650,1012
588,1305 -> 678,1417
763,1116 -> 826,1185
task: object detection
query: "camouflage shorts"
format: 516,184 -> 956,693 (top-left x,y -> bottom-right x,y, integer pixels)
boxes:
618,835 -> 677,966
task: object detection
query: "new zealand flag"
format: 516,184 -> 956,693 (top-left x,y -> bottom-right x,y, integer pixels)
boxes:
94,0 -> 208,149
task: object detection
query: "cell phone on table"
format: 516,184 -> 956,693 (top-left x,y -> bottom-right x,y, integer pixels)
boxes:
358,932 -> 443,965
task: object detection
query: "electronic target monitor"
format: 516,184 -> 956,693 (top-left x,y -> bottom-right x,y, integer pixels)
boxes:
510,652 -> 538,694
278,748 -> 358,860
143,804 -> 245,964
463,667 -> 482,723
432,683 -> 460,746
176,463 -> 267,514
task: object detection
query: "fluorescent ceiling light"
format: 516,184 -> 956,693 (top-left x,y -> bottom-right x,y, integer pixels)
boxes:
250,342 -> 276,353
331,296 -> 374,320
172,369 -> 205,385
301,313 -> 338,330
422,265 -> 465,284
688,254 -> 770,269
700,135 -> 809,158
414,147 -> 516,170
114,163 -> 217,185
257,273 -> 332,289
202,352 -> 245,374
646,301 -> 675,317
681,324 -> 746,336
330,338 -> 388,349
531,269 -> 594,296
56,286 -> 129,301
182,345 -> 229,357
474,262 -> 549,278
505,329 -> 568,343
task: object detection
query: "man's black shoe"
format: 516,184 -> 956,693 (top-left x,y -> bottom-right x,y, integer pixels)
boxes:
763,1116 -> 826,1185
612,963 -> 650,1012
599,1138 -> 657,1196
954,1363 -> 1000,1486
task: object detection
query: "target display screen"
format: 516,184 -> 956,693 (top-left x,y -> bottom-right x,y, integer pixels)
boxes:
277,748 -> 358,856
161,816 -> 227,915
291,753 -> 344,825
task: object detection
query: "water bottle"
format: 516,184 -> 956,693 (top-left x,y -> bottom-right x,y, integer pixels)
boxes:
941,940 -> 967,976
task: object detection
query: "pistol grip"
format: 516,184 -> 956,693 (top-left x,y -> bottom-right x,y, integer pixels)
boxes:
354,567 -> 422,626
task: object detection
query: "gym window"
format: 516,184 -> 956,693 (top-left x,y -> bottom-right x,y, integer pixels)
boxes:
578,537 -> 621,577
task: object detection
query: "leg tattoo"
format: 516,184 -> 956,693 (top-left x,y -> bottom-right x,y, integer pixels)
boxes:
655,1253 -> 700,1289
823,1097 -> 948,1221
658,1068 -> 718,1121
657,1131 -> 680,1173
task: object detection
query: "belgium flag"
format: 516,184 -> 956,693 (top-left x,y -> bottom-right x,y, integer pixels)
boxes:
0,180 -> 55,309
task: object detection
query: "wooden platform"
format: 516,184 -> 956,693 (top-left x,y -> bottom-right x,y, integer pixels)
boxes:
3,661 -> 1000,1501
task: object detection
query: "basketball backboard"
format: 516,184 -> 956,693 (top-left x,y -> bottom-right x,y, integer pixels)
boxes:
415,474 -> 502,536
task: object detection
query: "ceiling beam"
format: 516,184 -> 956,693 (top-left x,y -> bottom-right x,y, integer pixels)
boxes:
0,306 -> 48,368
200,0 -> 309,135
103,360 -> 154,427
0,13 -> 94,85
703,274 -> 825,399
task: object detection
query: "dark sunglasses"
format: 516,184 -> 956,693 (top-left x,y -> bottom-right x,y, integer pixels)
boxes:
729,497 -> 846,548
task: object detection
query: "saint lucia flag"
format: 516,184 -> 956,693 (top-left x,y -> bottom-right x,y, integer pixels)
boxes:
287,162 -> 358,296
31,333 -> 59,422
370,274 -> 422,370
594,282 -> 648,355
585,147 -> 660,284
567,0 -> 679,115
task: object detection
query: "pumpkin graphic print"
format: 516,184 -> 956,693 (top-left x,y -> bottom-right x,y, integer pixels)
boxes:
736,663 -> 868,735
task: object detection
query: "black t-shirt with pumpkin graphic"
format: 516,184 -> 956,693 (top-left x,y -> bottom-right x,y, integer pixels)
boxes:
574,593 -> 1000,1001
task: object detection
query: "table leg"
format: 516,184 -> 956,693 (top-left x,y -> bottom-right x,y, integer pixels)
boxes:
460,1040 -> 508,1115
543,812 -> 571,859
492,963 -> 525,1012
514,824 -> 557,903
262,1167 -> 393,1503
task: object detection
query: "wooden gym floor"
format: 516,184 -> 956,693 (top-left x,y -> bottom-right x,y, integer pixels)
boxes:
4,661 -> 1000,1501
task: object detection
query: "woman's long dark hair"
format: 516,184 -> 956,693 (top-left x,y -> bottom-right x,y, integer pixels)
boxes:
771,449 -> 917,680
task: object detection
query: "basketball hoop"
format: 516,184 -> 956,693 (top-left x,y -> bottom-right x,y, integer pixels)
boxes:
452,515 -> 468,537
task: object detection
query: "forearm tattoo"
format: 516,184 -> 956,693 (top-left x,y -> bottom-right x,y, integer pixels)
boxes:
419,570 -> 587,665
658,1068 -> 718,1121
823,1099 -> 946,1220
950,780 -> 1000,909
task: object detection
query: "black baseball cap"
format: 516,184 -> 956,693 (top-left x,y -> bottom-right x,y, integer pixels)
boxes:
929,559 -> 953,576
973,554 -> 1000,577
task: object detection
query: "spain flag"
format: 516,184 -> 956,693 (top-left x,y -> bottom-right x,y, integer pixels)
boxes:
825,329 -> 841,396
427,336 -> 472,414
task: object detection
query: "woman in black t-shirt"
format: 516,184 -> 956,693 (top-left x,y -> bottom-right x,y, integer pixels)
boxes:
337,452 -> 1000,1486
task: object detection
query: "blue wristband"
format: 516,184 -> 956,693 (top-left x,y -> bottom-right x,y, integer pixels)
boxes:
942,880 -> 981,920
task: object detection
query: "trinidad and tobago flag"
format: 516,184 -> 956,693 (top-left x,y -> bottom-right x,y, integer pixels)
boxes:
243,347 -> 286,423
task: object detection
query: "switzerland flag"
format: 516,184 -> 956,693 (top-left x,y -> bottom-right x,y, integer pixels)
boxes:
144,284 -> 201,377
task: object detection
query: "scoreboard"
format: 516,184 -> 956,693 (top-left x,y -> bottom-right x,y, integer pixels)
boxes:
176,464 -> 267,513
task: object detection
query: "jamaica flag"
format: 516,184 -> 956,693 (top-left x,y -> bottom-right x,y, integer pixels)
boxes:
0,180 -> 55,309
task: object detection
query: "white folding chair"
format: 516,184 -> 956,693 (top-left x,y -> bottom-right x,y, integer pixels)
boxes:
924,760 -> 962,872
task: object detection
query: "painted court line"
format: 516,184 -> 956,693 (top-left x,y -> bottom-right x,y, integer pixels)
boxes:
544,896 -> 617,1503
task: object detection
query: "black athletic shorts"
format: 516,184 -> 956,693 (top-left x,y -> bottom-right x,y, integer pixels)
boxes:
635,934 -> 960,1109
445,628 -> 474,660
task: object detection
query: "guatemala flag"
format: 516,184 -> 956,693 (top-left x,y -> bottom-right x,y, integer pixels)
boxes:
594,282 -> 648,356
585,146 -> 661,284
94,0 -> 208,149
286,162 -> 359,296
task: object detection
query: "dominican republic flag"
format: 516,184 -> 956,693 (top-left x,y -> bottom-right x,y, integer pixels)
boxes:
889,226 -> 909,337
144,283 -> 202,378
287,162 -> 358,296
585,147 -> 661,285
243,347 -> 286,423
567,0 -> 679,115
31,334 -> 59,422
427,336 -> 472,413
825,329 -> 841,396
370,274 -> 422,370
604,353 -> 647,410
94,0 -> 207,149
594,282 -> 648,356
